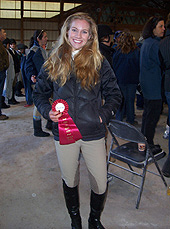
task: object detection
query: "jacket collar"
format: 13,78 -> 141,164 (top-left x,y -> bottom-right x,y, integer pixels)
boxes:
165,28 -> 170,37
34,40 -> 40,47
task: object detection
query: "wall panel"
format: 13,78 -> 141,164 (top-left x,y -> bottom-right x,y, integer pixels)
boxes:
0,18 -> 59,51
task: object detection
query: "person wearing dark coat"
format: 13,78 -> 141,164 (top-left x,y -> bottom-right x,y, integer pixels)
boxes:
97,24 -> 114,67
2,38 -> 13,109
20,50 -> 33,106
112,32 -> 140,125
33,12 -> 122,229
159,13 -> 170,177
139,16 -> 165,153
25,29 -> 50,137
16,43 -> 28,98
22,37 -> 36,107
0,27 -> 9,120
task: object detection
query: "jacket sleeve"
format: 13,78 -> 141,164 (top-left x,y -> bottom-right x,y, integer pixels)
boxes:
33,48 -> 45,73
99,58 -> 122,124
25,50 -> 37,81
33,67 -> 53,120
0,44 -> 9,71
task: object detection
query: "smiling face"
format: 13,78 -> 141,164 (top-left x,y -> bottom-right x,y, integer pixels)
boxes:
153,20 -> 165,38
68,19 -> 91,51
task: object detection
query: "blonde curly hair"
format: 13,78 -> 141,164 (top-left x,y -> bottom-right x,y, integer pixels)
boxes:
44,12 -> 103,89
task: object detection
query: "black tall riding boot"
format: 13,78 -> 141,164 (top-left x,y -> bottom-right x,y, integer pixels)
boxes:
33,119 -> 50,137
88,190 -> 107,229
63,180 -> 82,229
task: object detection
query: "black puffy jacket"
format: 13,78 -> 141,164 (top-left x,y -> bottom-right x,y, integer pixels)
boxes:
33,58 -> 122,141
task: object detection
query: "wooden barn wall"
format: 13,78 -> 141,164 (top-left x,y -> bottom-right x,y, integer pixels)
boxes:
0,18 -> 60,51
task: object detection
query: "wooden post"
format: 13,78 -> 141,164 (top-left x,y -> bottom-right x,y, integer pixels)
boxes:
59,0 -> 64,30
20,0 -> 24,43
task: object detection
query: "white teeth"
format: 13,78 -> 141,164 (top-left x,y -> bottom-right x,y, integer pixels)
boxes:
74,40 -> 81,43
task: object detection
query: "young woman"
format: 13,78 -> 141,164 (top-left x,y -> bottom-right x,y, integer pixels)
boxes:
33,12 -> 122,229
25,29 -> 51,137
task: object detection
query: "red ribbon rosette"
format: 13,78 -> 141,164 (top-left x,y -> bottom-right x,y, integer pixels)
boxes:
52,99 -> 82,145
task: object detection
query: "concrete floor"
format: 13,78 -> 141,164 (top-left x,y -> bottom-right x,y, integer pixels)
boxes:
0,96 -> 170,229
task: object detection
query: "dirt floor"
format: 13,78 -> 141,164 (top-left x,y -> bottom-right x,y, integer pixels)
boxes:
0,96 -> 170,229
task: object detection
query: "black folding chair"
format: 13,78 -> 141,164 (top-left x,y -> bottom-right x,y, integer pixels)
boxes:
107,119 -> 167,209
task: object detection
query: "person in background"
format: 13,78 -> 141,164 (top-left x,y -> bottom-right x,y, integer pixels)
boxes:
8,38 -> 20,104
139,16 -> 165,153
0,27 -> 9,120
136,36 -> 144,110
25,29 -> 50,137
97,24 -> 114,67
97,24 -> 115,155
32,33 -> 53,131
2,38 -> 15,109
33,12 -> 122,229
112,32 -> 140,125
22,38 -> 35,107
14,43 -> 27,97
163,118 -> 169,139
112,30 -> 122,49
17,43 -> 29,103
159,12 -> 170,177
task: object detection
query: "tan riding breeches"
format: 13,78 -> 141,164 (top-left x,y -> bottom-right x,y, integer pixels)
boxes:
55,138 -> 107,194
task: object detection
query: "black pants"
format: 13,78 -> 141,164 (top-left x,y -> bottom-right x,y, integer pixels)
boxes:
141,99 -> 162,145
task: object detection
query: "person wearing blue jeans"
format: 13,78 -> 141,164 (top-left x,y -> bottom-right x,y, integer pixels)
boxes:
159,13 -> 170,177
116,84 -> 137,124
0,27 -> 9,120
20,54 -> 33,106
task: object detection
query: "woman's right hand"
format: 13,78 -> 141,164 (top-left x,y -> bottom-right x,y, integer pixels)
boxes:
31,75 -> 36,83
49,109 -> 63,122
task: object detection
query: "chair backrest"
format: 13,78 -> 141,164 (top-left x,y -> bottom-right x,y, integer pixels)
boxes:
108,120 -> 146,144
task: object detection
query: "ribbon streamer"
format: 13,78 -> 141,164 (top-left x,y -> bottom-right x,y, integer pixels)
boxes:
52,99 -> 82,145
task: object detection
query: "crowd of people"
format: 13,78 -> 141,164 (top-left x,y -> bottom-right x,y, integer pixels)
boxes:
0,28 -> 53,136
97,15 -> 170,181
0,11 -> 170,228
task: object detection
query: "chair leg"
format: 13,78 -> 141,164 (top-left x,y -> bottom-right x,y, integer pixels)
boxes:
128,164 -> 134,171
136,150 -> 150,209
152,155 -> 167,187
136,164 -> 147,209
